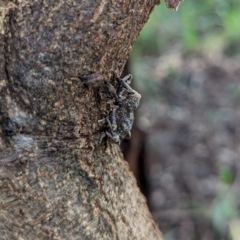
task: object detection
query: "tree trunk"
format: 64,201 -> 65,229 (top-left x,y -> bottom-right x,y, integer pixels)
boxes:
0,1 -> 162,239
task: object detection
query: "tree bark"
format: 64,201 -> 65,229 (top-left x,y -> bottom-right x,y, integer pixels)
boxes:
0,0 -> 162,239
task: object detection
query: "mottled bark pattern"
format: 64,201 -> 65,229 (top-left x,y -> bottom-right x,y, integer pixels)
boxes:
0,144 -> 161,239
0,0 -> 162,239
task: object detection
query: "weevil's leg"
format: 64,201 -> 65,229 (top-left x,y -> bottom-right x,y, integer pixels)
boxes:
105,117 -> 114,135
118,87 -> 125,98
110,106 -> 118,131
99,132 -> 106,143
98,118 -> 106,127
117,75 -> 135,94
106,82 -> 118,99
106,131 -> 115,140
116,87 -> 128,103
106,131 -> 120,144
122,74 -> 132,85
116,75 -> 132,101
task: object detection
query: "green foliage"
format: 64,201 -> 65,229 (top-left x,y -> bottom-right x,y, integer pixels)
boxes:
218,166 -> 234,185
210,186 -> 238,236
132,0 -> 240,56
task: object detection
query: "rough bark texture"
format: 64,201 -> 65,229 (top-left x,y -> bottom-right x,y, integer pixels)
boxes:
0,0 -> 162,239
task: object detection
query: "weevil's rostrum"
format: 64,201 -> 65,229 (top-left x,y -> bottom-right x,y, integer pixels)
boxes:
99,74 -> 141,144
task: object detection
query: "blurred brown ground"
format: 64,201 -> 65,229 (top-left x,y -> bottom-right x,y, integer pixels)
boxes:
123,54 -> 240,240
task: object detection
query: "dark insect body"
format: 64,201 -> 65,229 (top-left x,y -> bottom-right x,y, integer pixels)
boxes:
99,74 -> 141,144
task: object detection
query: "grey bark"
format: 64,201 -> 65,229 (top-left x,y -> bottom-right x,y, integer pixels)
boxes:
0,0 -> 162,239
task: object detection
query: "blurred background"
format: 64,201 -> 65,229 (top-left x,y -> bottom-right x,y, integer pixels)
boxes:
123,1 -> 240,239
